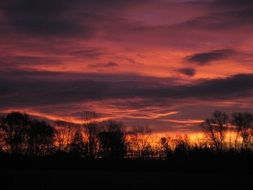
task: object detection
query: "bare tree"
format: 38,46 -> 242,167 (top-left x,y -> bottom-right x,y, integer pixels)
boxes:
0,112 -> 30,155
69,129 -> 88,158
26,119 -> 55,156
85,122 -> 99,159
128,126 -> 152,158
54,123 -> 74,152
201,111 -> 229,151
231,112 -> 253,150
81,111 -> 101,159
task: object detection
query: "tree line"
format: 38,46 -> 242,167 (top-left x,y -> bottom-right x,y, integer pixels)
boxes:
0,111 -> 253,160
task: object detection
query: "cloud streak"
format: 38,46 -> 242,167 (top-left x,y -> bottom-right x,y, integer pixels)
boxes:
185,49 -> 236,65
1,71 -> 252,108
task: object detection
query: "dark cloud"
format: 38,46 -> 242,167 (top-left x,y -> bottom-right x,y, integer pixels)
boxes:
1,70 -> 252,108
1,0 -> 253,50
88,62 -> 119,68
0,0 -> 93,37
180,74 -> 253,99
185,49 -> 236,65
215,0 -> 253,8
0,0 -> 147,38
177,68 -> 196,77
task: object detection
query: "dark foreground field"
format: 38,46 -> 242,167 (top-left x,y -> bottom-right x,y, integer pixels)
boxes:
1,168 -> 252,190
1,152 -> 253,189
1,157 -> 253,190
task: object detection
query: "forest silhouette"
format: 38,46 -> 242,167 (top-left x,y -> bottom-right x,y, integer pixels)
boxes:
0,111 -> 253,172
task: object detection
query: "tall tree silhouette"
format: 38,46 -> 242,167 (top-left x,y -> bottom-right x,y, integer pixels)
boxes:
85,122 -> 99,159
27,119 -> 55,156
98,121 -> 126,159
0,112 -> 30,155
231,112 -> 253,150
201,111 -> 229,151
69,129 -> 88,158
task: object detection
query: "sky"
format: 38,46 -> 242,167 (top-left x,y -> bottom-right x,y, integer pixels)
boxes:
0,0 -> 253,133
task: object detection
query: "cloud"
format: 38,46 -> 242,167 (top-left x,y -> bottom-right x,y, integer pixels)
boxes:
0,0 -> 253,132
215,0 -> 253,8
69,48 -> 109,59
88,62 -> 119,68
1,70 -> 253,108
177,68 -> 196,76
178,9 -> 253,30
185,49 -> 236,65
0,0 -> 148,38
1,0 -> 253,51
0,55 -> 61,70
0,0 -> 93,37
180,74 -> 253,99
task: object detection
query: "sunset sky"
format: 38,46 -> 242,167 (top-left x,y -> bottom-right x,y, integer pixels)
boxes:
0,0 -> 253,133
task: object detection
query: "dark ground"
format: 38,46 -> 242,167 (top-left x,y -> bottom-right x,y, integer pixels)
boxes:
1,157 -> 253,190
1,169 -> 252,190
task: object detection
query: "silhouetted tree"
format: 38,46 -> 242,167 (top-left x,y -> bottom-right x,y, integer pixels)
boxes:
128,126 -> 152,158
85,122 -> 99,159
159,137 -> 172,159
141,143 -> 155,159
26,119 -> 55,156
0,112 -> 30,155
231,112 -> 253,150
159,137 -> 171,159
54,126 -> 73,152
97,121 -> 127,159
69,129 -> 88,158
201,111 -> 229,151
174,135 -> 190,157
3,110 -> 253,163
